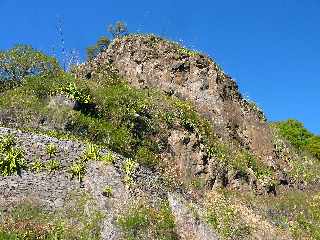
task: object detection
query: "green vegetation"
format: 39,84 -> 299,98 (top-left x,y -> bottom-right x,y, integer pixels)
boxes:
45,159 -> 61,173
177,47 -> 199,57
123,158 -> 138,186
84,143 -> 101,161
205,191 -> 251,239
0,135 -> 26,176
117,201 -> 177,240
102,185 -> 113,197
274,119 -> 320,159
45,143 -> 58,158
231,189 -> 320,240
86,36 -> 110,60
62,81 -> 92,104
69,159 -> 86,182
0,193 -> 103,240
0,45 -> 61,88
30,159 -> 43,173
100,152 -> 114,165
207,142 -> 274,188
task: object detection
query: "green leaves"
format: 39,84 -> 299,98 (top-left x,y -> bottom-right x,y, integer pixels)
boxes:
62,82 -> 92,104
275,119 -> 320,159
86,36 -> 110,60
0,135 -> 26,176
69,160 -> 86,182
0,45 -> 61,83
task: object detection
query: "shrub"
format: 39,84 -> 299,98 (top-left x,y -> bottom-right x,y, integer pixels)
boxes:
134,146 -> 158,168
306,136 -> 320,159
276,119 -> 312,150
62,82 -> 92,104
123,158 -> 138,186
0,194 -> 103,239
205,191 -> 251,239
275,119 -> 320,159
0,45 -> 61,83
100,152 -> 114,165
84,143 -> 100,161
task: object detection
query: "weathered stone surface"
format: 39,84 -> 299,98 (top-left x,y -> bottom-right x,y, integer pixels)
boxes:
84,161 -> 129,240
168,193 -> 220,240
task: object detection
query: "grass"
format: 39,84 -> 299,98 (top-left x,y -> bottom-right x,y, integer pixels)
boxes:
205,191 -> 251,239
117,201 -> 177,240
0,192 -> 103,240
228,189 -> 320,240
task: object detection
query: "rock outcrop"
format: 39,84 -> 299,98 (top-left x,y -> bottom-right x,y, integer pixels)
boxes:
76,35 -> 277,167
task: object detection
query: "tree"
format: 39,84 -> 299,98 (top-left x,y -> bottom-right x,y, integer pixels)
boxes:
107,21 -> 128,39
0,45 -> 61,83
86,36 -> 110,60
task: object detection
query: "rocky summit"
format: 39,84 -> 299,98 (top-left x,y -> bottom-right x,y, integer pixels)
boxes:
0,34 -> 319,240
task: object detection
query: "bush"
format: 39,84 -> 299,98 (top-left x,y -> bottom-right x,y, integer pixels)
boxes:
0,45 -> 61,83
275,119 -> 320,159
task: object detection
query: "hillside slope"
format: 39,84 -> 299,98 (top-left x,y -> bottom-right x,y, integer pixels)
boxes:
0,34 -> 319,239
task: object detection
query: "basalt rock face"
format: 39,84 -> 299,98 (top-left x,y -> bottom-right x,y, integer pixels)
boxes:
76,35 -> 276,166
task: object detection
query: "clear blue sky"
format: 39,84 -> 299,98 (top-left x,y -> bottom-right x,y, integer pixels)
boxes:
1,0 -> 319,134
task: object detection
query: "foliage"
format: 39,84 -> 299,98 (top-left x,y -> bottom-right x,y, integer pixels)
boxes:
0,135 -> 26,176
86,36 -> 110,60
275,119 -> 312,150
123,158 -> 138,186
177,47 -> 199,57
306,136 -> 320,159
134,146 -> 158,168
0,45 -> 61,83
117,201 -> 177,240
235,189 -> 320,240
45,143 -> 57,158
100,152 -> 114,165
207,142 -> 274,186
102,185 -> 113,197
205,191 -> 251,239
62,81 -> 92,104
69,159 -> 86,182
107,21 -> 128,39
0,193 -> 103,239
45,159 -> 60,173
274,119 -> 320,159
30,159 -> 43,173
84,143 -> 100,161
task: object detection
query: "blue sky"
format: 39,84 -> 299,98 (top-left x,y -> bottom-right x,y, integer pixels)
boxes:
0,0 -> 319,134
